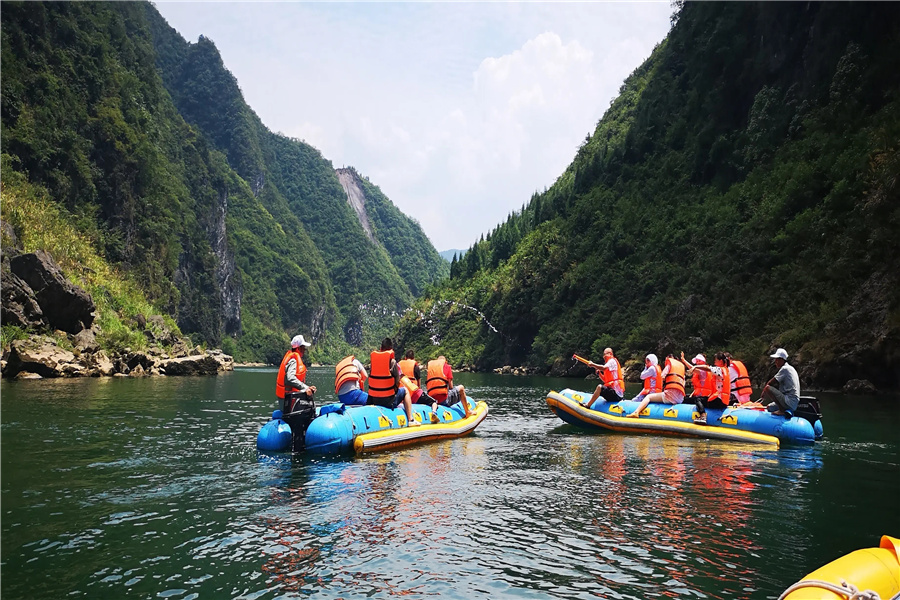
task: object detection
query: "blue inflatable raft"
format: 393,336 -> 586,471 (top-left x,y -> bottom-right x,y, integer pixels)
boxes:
546,388 -> 823,447
257,397 -> 489,455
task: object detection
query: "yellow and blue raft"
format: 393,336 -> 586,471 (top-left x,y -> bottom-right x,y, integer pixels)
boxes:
546,388 -> 822,447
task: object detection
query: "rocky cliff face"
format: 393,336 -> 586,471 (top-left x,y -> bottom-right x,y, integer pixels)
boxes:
336,168 -> 376,243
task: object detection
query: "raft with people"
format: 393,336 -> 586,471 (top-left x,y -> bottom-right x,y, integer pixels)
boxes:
546,388 -> 821,447
546,347 -> 823,447
258,398 -> 488,455
258,336 -> 489,455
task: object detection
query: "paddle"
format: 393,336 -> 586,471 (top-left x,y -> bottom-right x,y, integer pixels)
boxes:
572,354 -> 601,369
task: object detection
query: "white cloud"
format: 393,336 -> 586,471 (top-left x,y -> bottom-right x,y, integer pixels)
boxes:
154,2 -> 673,250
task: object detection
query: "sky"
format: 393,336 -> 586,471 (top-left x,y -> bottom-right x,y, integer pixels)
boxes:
154,2 -> 674,251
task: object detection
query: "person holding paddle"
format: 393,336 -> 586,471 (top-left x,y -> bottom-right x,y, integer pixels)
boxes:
576,348 -> 624,408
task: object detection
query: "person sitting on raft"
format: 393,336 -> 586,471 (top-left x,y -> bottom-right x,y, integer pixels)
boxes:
426,355 -> 473,418
686,351 -> 733,424
580,347 -> 625,408
630,353 -> 662,404
367,338 -> 420,427
760,348 -> 800,417
684,353 -> 715,403
399,349 -> 423,388
725,352 -> 753,405
334,354 -> 368,406
626,354 -> 685,417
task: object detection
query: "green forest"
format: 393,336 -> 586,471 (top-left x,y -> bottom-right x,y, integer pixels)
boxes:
1,1 -> 446,364
398,2 -> 900,389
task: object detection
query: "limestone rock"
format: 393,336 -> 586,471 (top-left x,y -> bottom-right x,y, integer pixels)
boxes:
159,354 -> 222,376
1,265 -> 44,328
9,250 -> 95,333
73,329 -> 100,353
5,336 -> 77,378
15,371 -> 42,380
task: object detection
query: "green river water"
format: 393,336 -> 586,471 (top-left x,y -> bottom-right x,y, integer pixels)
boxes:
2,367 -> 898,599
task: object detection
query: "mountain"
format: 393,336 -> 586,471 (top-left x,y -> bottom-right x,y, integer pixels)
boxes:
0,1 -> 446,363
439,249 -> 466,262
396,2 -> 900,390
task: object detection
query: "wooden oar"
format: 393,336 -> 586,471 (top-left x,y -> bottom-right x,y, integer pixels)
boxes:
572,354 -> 600,369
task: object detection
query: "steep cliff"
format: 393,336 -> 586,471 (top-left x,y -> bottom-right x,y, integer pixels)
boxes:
398,2 -> 900,389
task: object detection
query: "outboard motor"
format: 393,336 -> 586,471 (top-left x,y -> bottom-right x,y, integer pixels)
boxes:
794,396 -> 824,440
282,394 -> 317,452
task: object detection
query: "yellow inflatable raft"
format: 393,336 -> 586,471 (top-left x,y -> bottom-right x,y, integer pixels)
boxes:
780,535 -> 900,599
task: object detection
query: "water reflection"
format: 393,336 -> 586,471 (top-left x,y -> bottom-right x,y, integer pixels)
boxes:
1,371 -> 894,600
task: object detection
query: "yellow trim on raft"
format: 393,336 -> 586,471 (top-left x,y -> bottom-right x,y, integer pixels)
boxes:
546,390 -> 780,447
782,535 -> 900,599
353,401 -> 489,454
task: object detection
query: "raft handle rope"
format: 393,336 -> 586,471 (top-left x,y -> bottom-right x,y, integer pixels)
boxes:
777,579 -> 884,600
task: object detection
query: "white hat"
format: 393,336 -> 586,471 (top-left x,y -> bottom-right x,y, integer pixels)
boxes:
770,348 -> 788,360
646,353 -> 658,366
692,354 -> 706,364
291,334 -> 312,348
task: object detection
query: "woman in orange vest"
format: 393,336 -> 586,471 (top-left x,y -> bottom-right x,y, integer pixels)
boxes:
689,352 -> 733,424
276,335 -> 316,413
681,353 -> 716,400
367,338 -> 420,427
334,355 -> 368,406
580,347 -> 625,408
726,353 -> 753,404
627,354 -> 685,417
631,353 -> 662,403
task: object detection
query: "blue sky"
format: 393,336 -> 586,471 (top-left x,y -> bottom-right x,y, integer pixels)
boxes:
154,2 -> 673,251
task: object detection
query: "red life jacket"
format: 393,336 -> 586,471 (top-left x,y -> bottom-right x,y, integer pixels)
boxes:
334,355 -> 364,394
663,358 -> 685,394
601,357 -> 624,391
641,364 -> 662,394
276,349 -> 306,399
368,350 -> 397,399
426,358 -> 450,399
731,360 -> 752,399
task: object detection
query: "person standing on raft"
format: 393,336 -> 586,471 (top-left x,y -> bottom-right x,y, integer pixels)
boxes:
581,348 -> 625,408
367,338 -> 420,427
760,348 -> 800,416
276,334 -> 317,414
626,354 -> 685,417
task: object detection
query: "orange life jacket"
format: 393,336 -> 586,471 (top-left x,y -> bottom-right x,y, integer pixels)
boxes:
663,358 -> 685,394
426,358 -> 450,398
601,357 -> 624,391
334,355 -> 364,394
691,368 -> 716,397
276,349 -> 306,399
710,363 -> 732,402
368,350 -> 397,399
399,374 -> 423,403
641,364 -> 662,394
399,359 -> 418,380
731,360 -> 752,399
